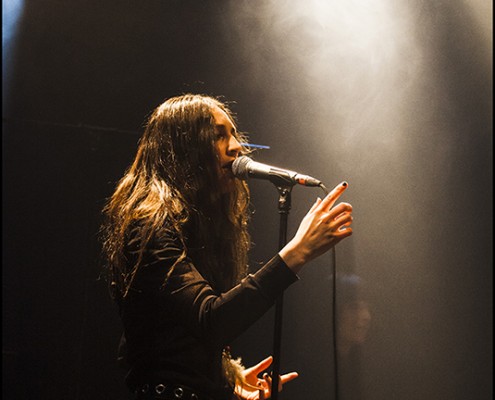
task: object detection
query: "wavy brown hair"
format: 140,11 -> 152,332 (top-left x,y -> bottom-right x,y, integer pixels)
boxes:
100,94 -> 251,300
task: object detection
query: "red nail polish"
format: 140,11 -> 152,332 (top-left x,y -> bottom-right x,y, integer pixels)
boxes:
342,181 -> 348,187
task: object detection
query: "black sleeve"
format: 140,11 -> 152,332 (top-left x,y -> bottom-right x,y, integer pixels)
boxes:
137,250 -> 299,347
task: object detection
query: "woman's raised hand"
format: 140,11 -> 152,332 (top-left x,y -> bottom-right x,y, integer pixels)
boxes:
279,181 -> 353,274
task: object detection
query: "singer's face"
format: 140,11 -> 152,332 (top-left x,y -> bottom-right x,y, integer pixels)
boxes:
212,106 -> 242,192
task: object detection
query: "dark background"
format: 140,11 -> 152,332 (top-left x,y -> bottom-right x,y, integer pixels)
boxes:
3,1 -> 492,399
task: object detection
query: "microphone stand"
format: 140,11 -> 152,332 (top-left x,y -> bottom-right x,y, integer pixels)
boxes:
271,184 -> 293,400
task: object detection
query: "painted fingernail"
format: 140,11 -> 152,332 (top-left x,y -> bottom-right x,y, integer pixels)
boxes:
342,181 -> 348,187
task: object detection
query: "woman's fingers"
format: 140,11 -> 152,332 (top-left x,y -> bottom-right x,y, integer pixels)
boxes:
262,371 -> 299,394
263,373 -> 273,392
247,356 -> 273,375
321,202 -> 353,221
322,203 -> 353,232
237,358 -> 297,400
317,181 -> 348,212
308,197 -> 322,214
280,372 -> 299,385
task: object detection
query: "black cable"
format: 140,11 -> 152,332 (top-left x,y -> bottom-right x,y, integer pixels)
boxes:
319,184 -> 339,400
331,246 -> 339,400
319,183 -> 329,196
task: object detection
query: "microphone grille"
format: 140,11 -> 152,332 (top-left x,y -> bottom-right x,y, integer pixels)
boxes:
231,156 -> 252,179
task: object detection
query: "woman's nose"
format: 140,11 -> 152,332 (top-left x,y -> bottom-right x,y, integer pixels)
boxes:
228,135 -> 242,156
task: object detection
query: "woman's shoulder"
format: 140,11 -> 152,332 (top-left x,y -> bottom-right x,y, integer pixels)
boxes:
126,220 -> 184,261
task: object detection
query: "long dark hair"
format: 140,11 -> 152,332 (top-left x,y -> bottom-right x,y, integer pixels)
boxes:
100,94 -> 251,300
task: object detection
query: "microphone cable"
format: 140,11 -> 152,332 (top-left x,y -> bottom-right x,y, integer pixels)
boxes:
319,183 -> 340,400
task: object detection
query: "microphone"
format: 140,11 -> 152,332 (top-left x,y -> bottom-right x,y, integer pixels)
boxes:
232,156 -> 322,188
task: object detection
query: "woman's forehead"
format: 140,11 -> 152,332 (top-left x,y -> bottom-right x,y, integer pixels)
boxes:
212,106 -> 236,131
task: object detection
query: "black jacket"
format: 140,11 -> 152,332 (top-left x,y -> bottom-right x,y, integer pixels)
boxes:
118,234 -> 298,399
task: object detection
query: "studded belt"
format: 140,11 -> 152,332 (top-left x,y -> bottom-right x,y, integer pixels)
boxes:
134,383 -> 216,400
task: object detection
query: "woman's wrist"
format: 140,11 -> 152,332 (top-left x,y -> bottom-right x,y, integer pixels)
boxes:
278,243 -> 307,275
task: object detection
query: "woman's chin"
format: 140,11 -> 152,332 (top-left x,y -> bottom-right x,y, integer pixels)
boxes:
220,176 -> 237,194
